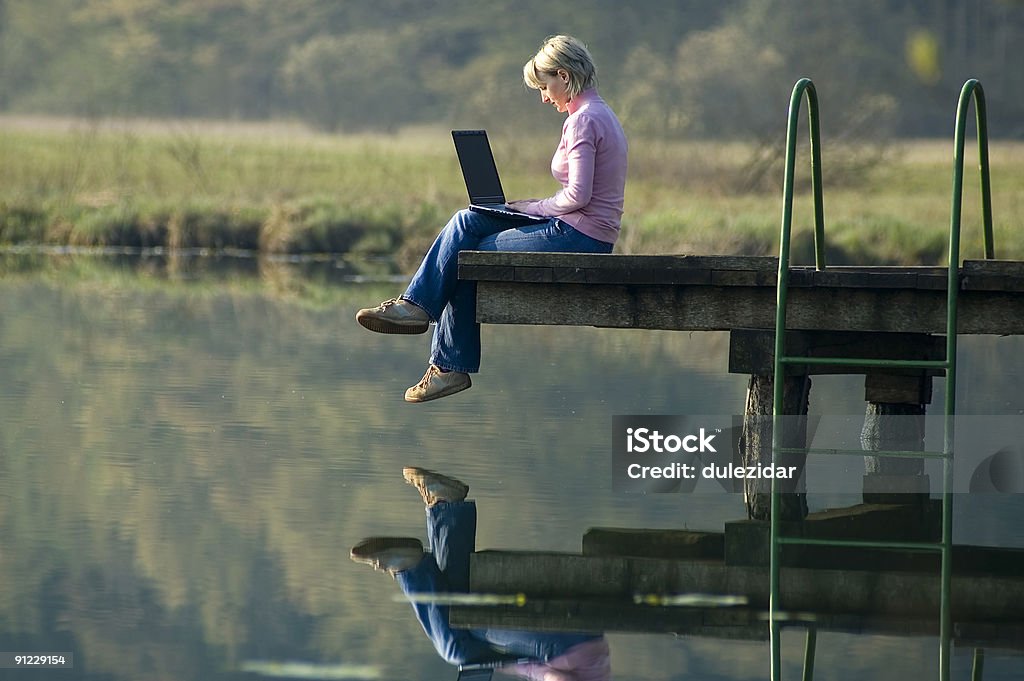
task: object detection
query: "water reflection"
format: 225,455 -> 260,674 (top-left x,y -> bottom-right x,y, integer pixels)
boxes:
352,468 -> 610,680
0,252 -> 1021,680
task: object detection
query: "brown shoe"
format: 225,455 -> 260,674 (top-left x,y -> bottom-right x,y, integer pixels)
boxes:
403,467 -> 469,507
350,537 -> 424,575
404,365 -> 471,403
356,298 -> 430,334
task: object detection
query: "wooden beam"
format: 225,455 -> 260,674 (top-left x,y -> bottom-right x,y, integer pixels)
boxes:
461,252 -> 1024,335
470,281 -> 1024,335
724,503 -> 941,568
582,528 -> 724,560
864,373 -> 933,404
461,550 -> 1024,621
728,330 -> 945,376
450,599 -> 1024,651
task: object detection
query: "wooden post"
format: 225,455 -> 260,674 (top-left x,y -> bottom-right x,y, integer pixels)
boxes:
862,374 -> 932,508
740,373 -> 810,521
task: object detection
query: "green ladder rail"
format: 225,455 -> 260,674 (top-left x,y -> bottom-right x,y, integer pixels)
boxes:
768,78 -> 995,681
778,78 -> 828,271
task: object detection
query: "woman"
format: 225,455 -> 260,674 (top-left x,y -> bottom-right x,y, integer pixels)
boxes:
357,35 -> 628,402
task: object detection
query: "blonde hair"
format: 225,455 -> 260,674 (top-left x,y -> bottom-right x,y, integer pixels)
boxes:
522,35 -> 597,100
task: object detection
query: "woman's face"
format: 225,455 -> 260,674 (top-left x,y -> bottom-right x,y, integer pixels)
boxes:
537,69 -> 571,113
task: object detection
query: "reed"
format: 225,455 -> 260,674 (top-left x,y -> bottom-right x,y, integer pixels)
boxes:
2,118 -> 1022,267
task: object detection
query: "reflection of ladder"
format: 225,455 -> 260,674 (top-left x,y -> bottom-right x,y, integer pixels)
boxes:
768,78 -> 995,681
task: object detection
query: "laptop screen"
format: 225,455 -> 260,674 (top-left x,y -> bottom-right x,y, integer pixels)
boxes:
452,130 -> 506,205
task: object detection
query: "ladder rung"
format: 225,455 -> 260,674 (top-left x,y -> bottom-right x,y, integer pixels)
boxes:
776,537 -> 947,552
778,356 -> 949,370
777,447 -> 951,460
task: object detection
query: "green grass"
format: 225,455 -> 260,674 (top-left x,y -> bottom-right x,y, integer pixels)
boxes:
2,117 -> 1023,267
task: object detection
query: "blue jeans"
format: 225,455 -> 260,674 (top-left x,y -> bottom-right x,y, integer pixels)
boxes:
402,210 -> 614,373
395,501 -> 599,666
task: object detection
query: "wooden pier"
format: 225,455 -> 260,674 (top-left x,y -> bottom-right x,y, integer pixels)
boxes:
453,251 -> 1024,654
459,252 -> 1024,335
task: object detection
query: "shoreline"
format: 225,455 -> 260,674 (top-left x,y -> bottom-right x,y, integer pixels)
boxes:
3,123 -> 1023,268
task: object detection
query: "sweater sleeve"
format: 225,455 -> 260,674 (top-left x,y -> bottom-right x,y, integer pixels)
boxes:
500,662 -> 574,681
520,114 -> 597,217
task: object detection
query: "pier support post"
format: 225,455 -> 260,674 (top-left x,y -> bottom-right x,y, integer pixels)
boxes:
740,373 -> 810,520
862,374 -> 931,506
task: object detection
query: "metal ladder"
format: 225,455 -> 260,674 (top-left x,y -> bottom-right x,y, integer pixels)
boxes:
768,78 -> 995,681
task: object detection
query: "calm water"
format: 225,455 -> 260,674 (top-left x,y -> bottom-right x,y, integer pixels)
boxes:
0,253 -> 1020,680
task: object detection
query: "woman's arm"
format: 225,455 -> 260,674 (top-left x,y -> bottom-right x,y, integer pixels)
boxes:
500,661 -> 573,681
509,114 -> 598,217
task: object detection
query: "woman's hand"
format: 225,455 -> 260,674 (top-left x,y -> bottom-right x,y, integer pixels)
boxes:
507,199 -> 541,214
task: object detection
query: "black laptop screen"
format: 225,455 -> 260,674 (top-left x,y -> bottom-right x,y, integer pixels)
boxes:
456,668 -> 494,681
452,130 -> 506,205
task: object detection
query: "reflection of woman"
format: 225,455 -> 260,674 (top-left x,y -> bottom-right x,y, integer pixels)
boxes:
356,35 -> 628,402
351,468 -> 611,681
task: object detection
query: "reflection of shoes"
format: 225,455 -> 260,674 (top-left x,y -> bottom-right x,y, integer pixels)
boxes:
350,537 -> 424,574
404,365 -> 471,403
403,467 -> 469,507
356,298 -> 430,334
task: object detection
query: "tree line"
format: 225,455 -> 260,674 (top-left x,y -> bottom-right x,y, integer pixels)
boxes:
2,0 -> 1023,138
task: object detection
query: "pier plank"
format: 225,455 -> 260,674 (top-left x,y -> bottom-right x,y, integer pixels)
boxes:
460,550 -> 1024,621
469,279 -> 1024,335
963,259 -> 1024,277
466,251 -> 1024,337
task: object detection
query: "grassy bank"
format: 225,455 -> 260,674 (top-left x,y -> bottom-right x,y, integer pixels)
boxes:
2,116 -> 1023,268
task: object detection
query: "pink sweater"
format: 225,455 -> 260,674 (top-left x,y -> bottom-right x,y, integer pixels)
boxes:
502,637 -> 611,681
515,89 -> 628,245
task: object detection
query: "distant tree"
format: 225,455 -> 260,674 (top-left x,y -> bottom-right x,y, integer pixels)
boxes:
619,25 -> 790,139
280,30 -> 428,132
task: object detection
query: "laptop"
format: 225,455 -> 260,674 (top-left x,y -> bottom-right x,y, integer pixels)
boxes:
455,667 -> 494,681
456,657 -> 535,680
451,130 -> 548,223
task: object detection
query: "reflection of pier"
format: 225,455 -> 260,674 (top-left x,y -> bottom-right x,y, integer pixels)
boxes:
450,506 -> 1024,649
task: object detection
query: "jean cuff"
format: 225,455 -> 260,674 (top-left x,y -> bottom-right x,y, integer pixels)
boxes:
393,552 -> 434,585
430,358 -> 479,374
